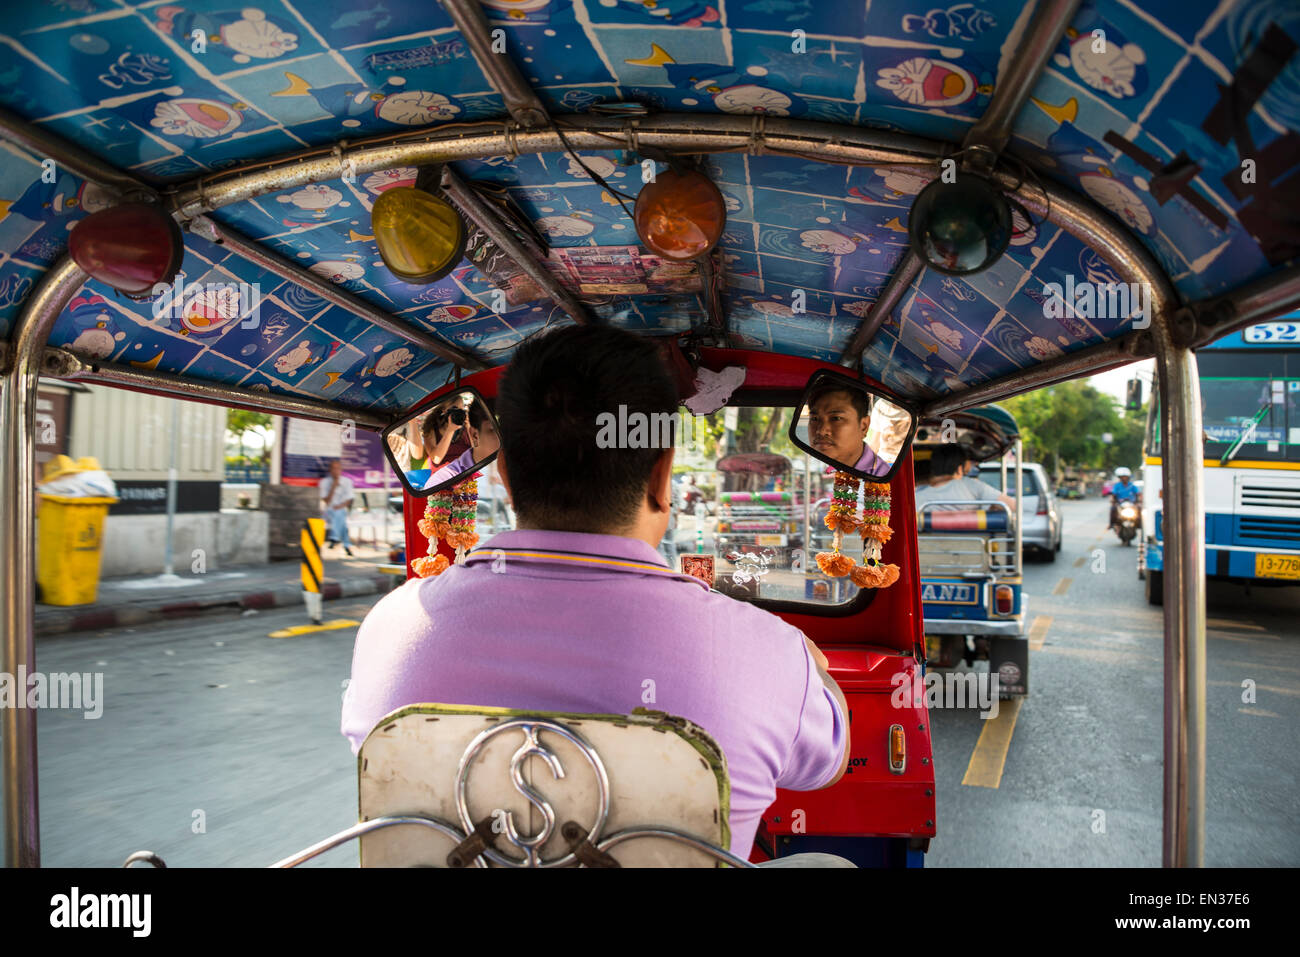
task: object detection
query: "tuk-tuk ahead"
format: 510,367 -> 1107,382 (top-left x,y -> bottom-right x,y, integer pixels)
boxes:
913,406 -> 1028,695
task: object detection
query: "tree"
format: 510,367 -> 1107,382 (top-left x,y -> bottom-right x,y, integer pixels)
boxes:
227,409 -> 273,466
1001,382 -> 1140,480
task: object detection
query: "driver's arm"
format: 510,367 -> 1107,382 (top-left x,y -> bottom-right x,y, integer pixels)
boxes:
805,636 -> 851,788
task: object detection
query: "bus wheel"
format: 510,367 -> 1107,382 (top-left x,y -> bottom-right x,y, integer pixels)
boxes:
1145,569 -> 1163,606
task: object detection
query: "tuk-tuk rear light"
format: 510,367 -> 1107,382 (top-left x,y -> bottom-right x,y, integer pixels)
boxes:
372,186 -> 465,283
995,584 -> 1014,615
888,724 -> 906,774
68,203 -> 184,296
633,168 -> 726,261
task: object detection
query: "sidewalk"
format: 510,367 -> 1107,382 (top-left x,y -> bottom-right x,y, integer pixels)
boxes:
36,542 -> 404,637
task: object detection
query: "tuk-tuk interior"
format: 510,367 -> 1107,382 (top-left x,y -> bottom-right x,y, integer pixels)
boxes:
2,0 -> 1297,868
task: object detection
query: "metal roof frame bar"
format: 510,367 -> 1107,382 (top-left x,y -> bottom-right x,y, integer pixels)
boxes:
187,216 -> 487,371
438,166 -> 593,325
439,0 -> 549,129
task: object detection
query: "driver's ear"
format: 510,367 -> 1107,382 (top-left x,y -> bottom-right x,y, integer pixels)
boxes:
497,452 -> 513,501
648,447 -> 674,512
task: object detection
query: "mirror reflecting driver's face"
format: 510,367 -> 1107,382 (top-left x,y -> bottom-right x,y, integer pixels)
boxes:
381,388 -> 500,497
790,372 -> 916,481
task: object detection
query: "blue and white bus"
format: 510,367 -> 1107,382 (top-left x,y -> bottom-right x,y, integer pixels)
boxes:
1139,315 -> 1300,605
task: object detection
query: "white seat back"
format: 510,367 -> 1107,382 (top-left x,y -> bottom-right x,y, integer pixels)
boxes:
357,705 -> 737,867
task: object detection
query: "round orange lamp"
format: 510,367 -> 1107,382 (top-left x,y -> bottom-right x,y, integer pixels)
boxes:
372,186 -> 466,283
633,168 -> 726,261
68,203 -> 184,297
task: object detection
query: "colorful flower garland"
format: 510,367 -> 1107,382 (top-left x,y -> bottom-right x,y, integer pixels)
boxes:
815,471 -> 900,589
411,474 -> 479,578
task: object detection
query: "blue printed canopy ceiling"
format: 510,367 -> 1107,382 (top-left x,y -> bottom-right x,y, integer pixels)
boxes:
0,0 -> 1296,412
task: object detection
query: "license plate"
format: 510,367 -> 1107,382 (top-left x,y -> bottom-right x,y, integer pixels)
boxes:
1256,553 -> 1300,579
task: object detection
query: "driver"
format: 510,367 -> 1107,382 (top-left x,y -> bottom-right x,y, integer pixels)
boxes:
1108,467 -> 1141,530
807,385 -> 892,477
342,325 -> 853,866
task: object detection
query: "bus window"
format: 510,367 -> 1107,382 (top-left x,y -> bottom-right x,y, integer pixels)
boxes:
667,405 -> 867,609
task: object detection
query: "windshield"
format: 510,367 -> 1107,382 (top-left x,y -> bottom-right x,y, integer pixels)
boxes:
668,404 -> 868,609
1195,352 -> 1300,463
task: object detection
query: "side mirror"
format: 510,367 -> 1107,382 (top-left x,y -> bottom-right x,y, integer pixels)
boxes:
788,370 -> 917,482
381,386 -> 500,497
1126,378 -> 1143,412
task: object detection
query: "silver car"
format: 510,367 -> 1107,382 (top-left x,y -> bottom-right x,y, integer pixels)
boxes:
977,462 -> 1062,562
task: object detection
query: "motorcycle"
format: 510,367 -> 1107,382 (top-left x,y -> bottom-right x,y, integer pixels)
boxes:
1114,498 -> 1140,545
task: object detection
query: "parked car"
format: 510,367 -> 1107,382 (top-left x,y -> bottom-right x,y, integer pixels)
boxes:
977,462 -> 1062,561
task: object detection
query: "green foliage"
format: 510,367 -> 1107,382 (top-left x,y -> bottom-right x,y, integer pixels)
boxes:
1001,381 -> 1146,479
227,409 -> 273,467
227,409 -> 272,435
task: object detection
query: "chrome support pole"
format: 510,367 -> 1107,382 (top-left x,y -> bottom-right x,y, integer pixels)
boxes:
922,338 -> 1145,417
1,255 -> 86,868
1014,439 -> 1023,579
1151,315 -> 1207,867
0,105 -> 156,200
51,352 -> 391,432
170,116 -> 945,218
438,166 -> 593,326
1190,264 -> 1300,346
962,0 -> 1084,160
438,0 -> 549,128
839,253 -> 921,366
187,216 -> 487,372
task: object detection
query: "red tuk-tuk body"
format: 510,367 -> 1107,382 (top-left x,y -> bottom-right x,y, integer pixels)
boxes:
401,350 -> 935,866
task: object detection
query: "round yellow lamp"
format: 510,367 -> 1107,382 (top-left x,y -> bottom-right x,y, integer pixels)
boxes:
372,187 -> 466,283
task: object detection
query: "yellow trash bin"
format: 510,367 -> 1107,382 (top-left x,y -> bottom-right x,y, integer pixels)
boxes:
36,455 -> 118,606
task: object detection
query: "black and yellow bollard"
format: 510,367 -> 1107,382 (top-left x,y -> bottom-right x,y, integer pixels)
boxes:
268,518 -> 360,637
301,517 -> 325,624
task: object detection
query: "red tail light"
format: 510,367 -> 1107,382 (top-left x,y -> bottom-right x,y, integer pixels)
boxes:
1036,497 -> 1047,515
995,584 -> 1014,615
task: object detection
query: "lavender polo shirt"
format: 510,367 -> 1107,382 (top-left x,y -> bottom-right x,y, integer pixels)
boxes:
341,528 -> 847,857
425,447 -> 475,489
856,444 -> 890,477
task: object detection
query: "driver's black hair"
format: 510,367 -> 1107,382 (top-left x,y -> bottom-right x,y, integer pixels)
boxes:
807,382 -> 872,419
467,397 -> 490,431
496,325 -> 676,532
929,444 -> 966,479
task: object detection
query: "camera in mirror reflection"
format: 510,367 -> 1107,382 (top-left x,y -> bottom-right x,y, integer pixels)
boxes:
789,371 -> 916,481
382,388 -> 500,497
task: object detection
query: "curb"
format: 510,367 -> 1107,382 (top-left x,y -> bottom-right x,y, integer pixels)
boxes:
35,575 -> 393,637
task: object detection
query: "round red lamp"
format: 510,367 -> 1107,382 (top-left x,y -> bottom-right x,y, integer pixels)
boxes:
68,203 -> 185,297
633,168 -> 726,261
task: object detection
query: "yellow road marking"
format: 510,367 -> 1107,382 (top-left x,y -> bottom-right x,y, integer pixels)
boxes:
1073,556 -> 1086,568
269,619 -> 359,638
1028,615 -> 1052,651
1052,577 -> 1072,595
1239,707 -> 1281,717
962,697 -> 1024,789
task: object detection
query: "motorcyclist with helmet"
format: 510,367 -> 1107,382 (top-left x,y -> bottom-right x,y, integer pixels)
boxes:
1108,467 -> 1141,531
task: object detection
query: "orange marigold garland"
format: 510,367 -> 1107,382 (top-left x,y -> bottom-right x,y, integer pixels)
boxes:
814,472 -> 899,589
413,474 -> 480,578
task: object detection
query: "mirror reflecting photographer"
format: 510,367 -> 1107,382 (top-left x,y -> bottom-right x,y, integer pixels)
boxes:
790,372 -> 916,481
382,390 -> 501,496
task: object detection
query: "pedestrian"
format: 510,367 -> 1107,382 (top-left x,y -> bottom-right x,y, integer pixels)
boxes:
320,459 -> 355,557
